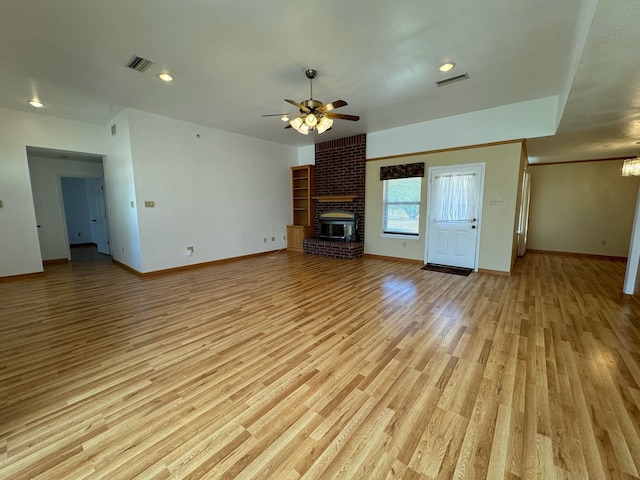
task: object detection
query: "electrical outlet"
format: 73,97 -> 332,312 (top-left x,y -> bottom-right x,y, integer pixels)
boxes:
271,236 -> 275,242
601,240 -> 607,245
130,201 -> 134,208
186,246 -> 194,256
264,237 -> 267,243
144,201 -> 155,208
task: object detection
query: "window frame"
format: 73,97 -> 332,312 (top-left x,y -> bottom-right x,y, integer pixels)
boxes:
382,177 -> 422,237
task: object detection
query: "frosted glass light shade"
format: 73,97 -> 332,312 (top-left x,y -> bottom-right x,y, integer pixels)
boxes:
316,116 -> 333,134
290,117 -> 304,131
304,114 -> 318,127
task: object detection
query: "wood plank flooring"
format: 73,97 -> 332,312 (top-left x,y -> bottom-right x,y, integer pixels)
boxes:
1,248 -> 639,479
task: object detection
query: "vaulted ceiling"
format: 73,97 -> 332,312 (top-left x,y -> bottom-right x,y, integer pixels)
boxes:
1,0 -> 638,164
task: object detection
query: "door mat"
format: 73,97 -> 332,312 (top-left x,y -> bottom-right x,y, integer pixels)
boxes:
421,263 -> 472,276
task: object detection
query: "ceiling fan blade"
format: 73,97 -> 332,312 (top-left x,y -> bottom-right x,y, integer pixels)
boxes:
285,99 -> 310,113
318,100 -> 347,112
324,112 -> 360,121
284,124 -> 292,129
262,113 -> 294,117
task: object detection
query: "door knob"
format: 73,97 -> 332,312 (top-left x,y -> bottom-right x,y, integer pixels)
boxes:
471,225 -> 476,229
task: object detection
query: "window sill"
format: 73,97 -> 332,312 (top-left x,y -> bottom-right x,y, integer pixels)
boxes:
381,233 -> 420,240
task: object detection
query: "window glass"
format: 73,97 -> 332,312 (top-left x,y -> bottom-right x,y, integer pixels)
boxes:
383,177 -> 421,235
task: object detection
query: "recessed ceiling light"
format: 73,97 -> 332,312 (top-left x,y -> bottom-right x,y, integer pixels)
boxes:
438,62 -> 456,72
158,73 -> 174,82
28,99 -> 44,108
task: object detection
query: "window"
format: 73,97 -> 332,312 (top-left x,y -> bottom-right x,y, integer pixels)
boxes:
383,177 -> 422,235
433,173 -> 477,222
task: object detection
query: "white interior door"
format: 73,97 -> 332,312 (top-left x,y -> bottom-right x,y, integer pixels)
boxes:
426,164 -> 484,269
87,178 -> 111,255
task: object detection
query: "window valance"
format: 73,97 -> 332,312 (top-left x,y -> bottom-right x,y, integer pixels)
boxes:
379,162 -> 425,181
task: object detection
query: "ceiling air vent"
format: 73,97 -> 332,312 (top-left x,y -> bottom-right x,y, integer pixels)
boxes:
436,73 -> 469,87
125,55 -> 154,73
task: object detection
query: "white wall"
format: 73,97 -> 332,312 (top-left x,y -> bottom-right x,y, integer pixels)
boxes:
125,109 -> 298,273
624,185 -> 640,294
528,160 -> 639,256
27,157 -> 104,261
365,142 -> 523,272
367,96 -> 558,160
0,107 -> 106,277
103,110 -> 143,271
298,145 -> 315,166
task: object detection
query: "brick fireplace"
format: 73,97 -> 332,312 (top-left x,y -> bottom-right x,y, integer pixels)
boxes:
303,134 -> 366,259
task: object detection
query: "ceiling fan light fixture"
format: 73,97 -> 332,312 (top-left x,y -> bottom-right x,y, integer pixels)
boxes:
316,116 -> 333,134
266,68 -> 358,135
298,123 -> 310,135
304,113 -> 318,127
290,116 -> 304,130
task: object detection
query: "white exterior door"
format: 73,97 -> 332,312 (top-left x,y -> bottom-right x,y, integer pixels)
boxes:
87,178 -> 111,255
426,164 -> 484,269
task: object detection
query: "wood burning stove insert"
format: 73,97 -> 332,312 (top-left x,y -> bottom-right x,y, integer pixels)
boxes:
318,210 -> 358,242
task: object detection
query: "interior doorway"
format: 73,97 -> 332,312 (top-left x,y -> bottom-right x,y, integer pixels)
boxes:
26,146 -> 110,264
60,176 -> 111,255
425,163 -> 485,270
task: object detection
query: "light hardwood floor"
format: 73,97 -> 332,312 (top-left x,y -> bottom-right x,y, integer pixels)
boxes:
1,248 -> 639,479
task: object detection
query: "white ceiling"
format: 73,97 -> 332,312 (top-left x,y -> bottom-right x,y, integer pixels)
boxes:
1,0 -> 638,164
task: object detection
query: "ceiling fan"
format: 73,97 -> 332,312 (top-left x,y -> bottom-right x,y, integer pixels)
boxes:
262,69 -> 359,135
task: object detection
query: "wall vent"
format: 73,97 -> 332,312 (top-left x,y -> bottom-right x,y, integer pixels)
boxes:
125,55 -> 154,72
436,73 -> 469,87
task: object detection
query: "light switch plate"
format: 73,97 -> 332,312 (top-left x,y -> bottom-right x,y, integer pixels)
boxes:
144,201 -> 155,208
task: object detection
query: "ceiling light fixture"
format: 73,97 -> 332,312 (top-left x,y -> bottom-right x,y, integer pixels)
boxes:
622,155 -> 640,176
28,99 -> 44,108
438,62 -> 456,72
289,69 -> 337,135
316,116 -> 334,134
158,73 -> 174,82
263,69 -> 358,135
